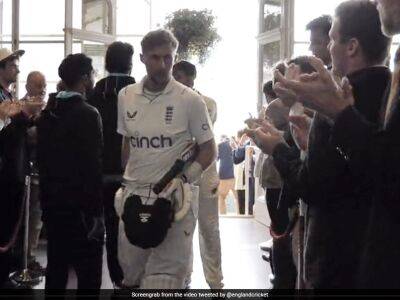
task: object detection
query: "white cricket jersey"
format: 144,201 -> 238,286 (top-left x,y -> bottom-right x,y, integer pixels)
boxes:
117,77 -> 214,187
201,95 -> 217,125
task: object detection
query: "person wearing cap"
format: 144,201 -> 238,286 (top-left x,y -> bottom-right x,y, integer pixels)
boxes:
0,48 -> 43,287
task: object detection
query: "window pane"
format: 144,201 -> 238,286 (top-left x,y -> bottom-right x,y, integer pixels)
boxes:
18,43 -> 65,98
263,1 -> 281,33
293,42 -> 311,58
82,0 -> 112,34
0,0 -> 12,37
20,0 -> 64,35
263,40 -> 281,83
73,0 -> 83,29
116,0 -> 151,35
294,0 -> 345,42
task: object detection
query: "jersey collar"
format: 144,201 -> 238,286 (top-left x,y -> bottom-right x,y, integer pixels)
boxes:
133,76 -> 176,96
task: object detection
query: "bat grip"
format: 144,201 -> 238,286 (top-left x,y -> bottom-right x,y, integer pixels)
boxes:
152,160 -> 185,194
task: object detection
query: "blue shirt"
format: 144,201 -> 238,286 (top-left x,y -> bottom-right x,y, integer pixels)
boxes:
217,141 -> 234,179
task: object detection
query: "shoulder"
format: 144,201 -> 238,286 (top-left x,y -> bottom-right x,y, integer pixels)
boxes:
173,80 -> 205,110
94,77 -> 107,90
202,95 -> 217,107
171,80 -> 204,104
81,100 -> 101,120
118,82 -> 141,102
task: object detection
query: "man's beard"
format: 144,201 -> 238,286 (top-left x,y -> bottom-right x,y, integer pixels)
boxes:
149,72 -> 170,86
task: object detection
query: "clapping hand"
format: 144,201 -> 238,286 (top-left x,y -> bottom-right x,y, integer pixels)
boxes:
274,63 -> 302,108
289,115 -> 312,152
274,56 -> 354,119
244,120 -> 286,155
22,96 -> 45,118
0,101 -> 22,121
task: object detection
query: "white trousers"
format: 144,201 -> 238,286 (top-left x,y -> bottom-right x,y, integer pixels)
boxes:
187,164 -> 223,289
116,185 -> 199,289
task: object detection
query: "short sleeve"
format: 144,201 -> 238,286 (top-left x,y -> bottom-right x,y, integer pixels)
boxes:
117,87 -> 128,136
206,97 -> 218,124
188,95 -> 214,145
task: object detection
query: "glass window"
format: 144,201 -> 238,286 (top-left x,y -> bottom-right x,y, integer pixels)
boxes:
20,0 -> 64,36
18,43 -> 65,98
263,0 -> 281,33
293,42 -> 311,58
0,0 -> 12,37
294,0 -> 344,43
83,0 -> 111,34
116,0 -> 151,35
263,40 -> 281,83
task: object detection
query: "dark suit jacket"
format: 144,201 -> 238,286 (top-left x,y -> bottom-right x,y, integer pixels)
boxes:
273,66 -> 391,288
331,66 -> 400,288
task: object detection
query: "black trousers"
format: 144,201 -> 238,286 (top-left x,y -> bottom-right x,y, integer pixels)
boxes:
265,188 -> 296,289
103,181 -> 123,284
237,190 -> 245,215
0,181 -> 24,286
43,208 -> 103,293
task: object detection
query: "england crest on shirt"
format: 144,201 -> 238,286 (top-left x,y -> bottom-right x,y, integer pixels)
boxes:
165,106 -> 174,124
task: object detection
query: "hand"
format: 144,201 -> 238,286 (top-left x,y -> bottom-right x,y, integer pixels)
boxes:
274,64 -> 302,108
274,56 -> 354,119
244,117 -> 264,129
159,177 -> 184,199
289,115 -> 312,151
22,96 -> 45,118
244,122 -> 285,155
0,101 -> 22,120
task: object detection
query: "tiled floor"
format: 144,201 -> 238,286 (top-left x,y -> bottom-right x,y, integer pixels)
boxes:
33,217 -> 271,290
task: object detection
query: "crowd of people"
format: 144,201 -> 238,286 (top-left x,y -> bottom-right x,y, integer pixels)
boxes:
0,0 -> 400,295
243,0 -> 400,290
0,30 -> 222,294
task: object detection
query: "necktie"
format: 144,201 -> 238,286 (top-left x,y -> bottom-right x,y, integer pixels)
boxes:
384,46 -> 400,127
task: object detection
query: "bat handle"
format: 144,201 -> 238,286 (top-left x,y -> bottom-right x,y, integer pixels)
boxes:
152,160 -> 185,194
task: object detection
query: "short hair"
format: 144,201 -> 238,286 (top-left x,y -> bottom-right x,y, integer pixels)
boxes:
335,0 -> 391,65
141,29 -> 179,53
287,56 -> 316,74
105,41 -> 134,74
263,81 -> 276,97
173,60 -> 197,77
306,15 -> 332,36
58,53 -> 93,87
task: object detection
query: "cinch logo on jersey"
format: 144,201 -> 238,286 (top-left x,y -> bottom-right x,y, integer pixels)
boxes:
130,133 -> 173,149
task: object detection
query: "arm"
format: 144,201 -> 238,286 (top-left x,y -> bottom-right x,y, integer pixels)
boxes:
233,146 -> 246,164
185,93 -> 216,183
117,87 -> 130,171
121,136 -> 130,170
195,138 -> 217,171
81,110 -> 104,216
